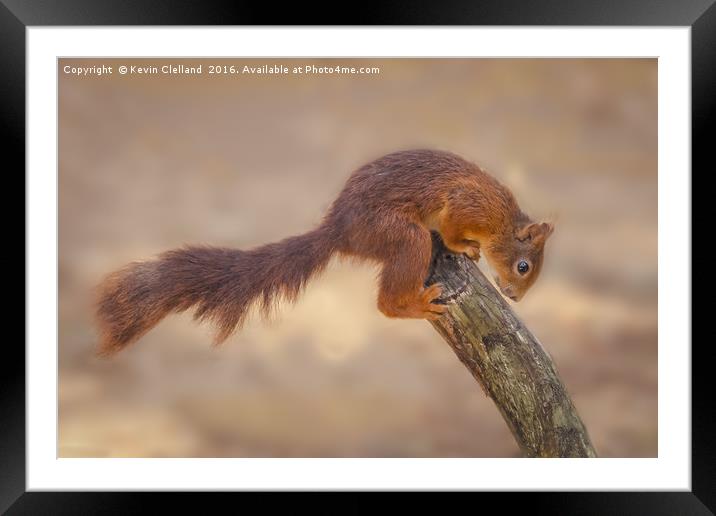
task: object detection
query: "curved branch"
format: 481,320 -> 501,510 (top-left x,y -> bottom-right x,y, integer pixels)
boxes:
426,232 -> 597,458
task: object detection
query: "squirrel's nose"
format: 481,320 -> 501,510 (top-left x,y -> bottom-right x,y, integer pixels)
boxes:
499,283 -> 515,299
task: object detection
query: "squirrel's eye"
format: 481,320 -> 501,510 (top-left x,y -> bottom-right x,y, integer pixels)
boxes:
517,260 -> 529,274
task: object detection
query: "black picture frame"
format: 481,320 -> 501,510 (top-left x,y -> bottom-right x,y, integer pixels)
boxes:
6,1 -> 709,513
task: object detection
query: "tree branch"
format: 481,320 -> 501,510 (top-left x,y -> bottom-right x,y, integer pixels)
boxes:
425,232 -> 597,458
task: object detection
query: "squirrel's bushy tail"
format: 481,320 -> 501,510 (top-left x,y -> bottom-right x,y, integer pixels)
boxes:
95,226 -> 336,355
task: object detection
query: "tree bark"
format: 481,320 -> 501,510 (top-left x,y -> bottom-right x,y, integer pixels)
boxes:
425,232 -> 597,458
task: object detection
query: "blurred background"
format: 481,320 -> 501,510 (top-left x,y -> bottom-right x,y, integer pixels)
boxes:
59,58 -> 657,458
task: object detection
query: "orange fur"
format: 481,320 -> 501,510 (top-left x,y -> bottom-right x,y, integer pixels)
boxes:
95,149 -> 554,355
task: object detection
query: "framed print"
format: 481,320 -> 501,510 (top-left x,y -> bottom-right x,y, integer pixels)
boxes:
7,0 -> 710,513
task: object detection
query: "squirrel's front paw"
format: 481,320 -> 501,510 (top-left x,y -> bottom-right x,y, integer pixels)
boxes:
464,246 -> 481,261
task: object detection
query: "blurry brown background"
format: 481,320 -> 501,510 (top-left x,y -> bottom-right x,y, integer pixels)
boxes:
59,58 -> 657,458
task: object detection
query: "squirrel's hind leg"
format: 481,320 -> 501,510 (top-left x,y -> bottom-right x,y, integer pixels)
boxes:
375,221 -> 447,321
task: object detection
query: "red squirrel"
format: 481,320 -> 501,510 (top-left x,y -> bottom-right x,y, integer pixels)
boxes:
96,149 -> 554,355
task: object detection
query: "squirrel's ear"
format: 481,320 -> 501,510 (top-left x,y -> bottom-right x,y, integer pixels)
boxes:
515,221 -> 554,243
515,222 -> 536,242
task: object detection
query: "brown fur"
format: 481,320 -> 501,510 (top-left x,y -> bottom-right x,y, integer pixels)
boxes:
95,149 -> 554,355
